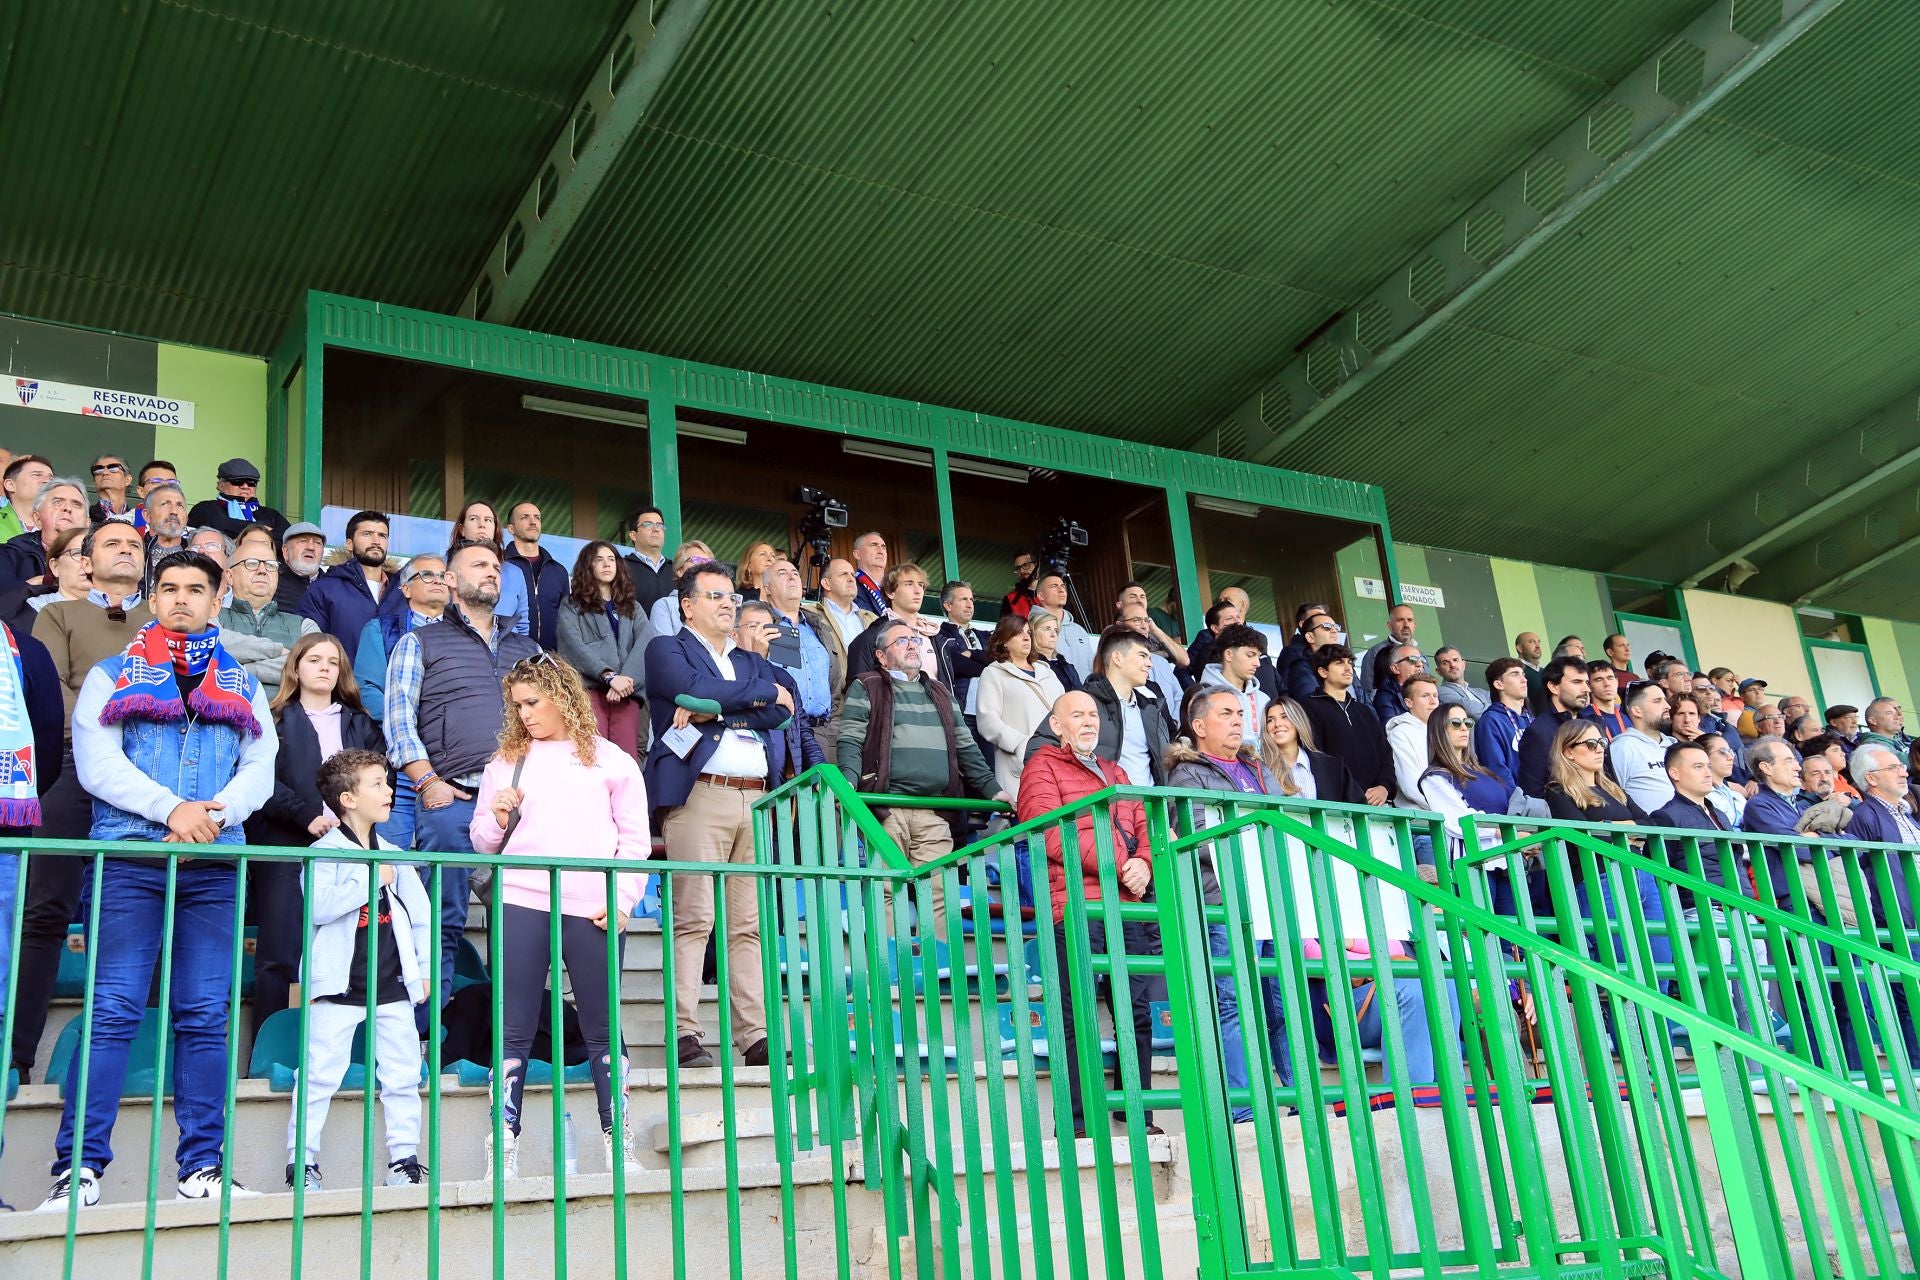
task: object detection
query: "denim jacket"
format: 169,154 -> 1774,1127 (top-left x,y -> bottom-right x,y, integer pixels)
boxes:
72,660 -> 278,845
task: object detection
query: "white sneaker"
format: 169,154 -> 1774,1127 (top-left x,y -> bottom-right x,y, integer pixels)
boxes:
38,1169 -> 100,1212
483,1129 -> 518,1180
176,1166 -> 259,1201
602,1115 -> 642,1175
385,1157 -> 429,1187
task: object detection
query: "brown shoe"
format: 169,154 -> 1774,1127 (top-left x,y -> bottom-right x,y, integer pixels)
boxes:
677,1035 -> 715,1069
742,1039 -> 770,1068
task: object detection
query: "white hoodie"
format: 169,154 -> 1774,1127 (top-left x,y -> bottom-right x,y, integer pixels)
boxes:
302,826 -> 432,1005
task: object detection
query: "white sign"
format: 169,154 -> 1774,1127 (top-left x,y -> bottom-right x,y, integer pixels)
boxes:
7,376 -> 195,429
1401,583 -> 1446,609
1353,577 -> 1446,609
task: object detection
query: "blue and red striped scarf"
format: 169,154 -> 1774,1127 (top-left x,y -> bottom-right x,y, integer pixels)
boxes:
0,624 -> 41,827
100,621 -> 260,737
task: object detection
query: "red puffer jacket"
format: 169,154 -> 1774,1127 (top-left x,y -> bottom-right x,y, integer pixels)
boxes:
1015,745 -> 1151,924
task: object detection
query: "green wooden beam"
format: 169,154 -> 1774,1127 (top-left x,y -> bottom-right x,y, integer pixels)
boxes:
1795,529 -> 1920,608
1224,0 -> 1851,470
461,0 -> 719,326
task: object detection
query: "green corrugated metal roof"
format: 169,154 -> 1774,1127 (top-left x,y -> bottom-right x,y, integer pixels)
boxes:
6,0 -> 1918,614
0,0 -> 632,352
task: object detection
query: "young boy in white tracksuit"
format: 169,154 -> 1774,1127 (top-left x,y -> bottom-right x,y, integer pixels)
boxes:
285,748 -> 433,1191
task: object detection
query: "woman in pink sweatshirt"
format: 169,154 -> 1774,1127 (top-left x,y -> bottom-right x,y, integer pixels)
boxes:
469,654 -> 651,1177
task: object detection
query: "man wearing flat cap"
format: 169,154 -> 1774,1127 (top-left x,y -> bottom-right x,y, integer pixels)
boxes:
188,458 -> 289,546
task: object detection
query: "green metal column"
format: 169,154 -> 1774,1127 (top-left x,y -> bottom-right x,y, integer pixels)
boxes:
1166,486 -> 1205,642
931,444 -> 961,586
648,394 -> 683,550
301,302 -> 326,523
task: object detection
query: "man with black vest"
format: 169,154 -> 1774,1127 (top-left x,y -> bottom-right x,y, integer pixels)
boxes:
385,539 -> 540,1005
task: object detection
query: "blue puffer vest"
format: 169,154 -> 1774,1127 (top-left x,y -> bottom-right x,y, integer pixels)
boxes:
90,654 -> 258,846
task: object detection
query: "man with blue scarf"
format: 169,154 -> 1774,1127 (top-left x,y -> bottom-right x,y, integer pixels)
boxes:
185,457 -> 289,546
38,549 -> 277,1212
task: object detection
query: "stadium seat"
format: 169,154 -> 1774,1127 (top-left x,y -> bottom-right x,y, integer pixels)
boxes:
48,1009 -> 175,1100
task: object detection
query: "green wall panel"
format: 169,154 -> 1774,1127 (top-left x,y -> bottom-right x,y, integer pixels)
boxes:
1422,548 -> 1506,680
1535,564 -> 1613,658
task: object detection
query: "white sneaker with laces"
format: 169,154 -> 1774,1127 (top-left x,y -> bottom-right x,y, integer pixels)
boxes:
176,1167 -> 259,1201
603,1114 -> 643,1175
483,1129 -> 519,1181
38,1169 -> 100,1212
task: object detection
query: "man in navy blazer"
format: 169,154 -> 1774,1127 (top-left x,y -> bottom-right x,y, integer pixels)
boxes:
643,564 -> 796,1072
1651,740 -> 1753,1030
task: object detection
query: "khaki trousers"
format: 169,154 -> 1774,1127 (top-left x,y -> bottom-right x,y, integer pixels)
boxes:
663,781 -> 766,1046
882,807 -> 954,940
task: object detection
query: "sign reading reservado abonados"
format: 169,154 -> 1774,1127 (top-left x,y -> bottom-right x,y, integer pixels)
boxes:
8,376 -> 195,429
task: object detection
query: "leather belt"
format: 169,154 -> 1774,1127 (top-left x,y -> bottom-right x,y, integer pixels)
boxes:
697,772 -> 766,792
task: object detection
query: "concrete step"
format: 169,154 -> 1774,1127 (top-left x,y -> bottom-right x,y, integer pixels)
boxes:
0,1150 -> 869,1280
0,1053 -> 1188,1208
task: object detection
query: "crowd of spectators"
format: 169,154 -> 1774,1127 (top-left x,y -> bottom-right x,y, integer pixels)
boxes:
1,448 -> 1915,1203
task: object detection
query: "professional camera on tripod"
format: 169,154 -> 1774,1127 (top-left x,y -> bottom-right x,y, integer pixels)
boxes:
795,486 -> 849,598
1039,517 -> 1091,624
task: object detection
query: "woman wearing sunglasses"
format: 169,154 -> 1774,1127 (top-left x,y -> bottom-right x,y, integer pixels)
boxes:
1541,719 -> 1674,979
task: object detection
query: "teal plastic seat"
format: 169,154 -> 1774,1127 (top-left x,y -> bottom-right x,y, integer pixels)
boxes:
47,1009 -> 175,1100
450,1057 -> 591,1088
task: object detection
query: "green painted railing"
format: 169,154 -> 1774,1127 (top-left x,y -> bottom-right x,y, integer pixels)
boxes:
2,772 -> 1917,1279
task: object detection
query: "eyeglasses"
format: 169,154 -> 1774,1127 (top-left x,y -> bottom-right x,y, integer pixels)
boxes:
1444,717 -> 1473,729
224,478 -> 259,489
530,651 -> 561,669
884,635 -> 918,649
407,570 -> 448,582
90,463 -> 126,475
234,558 -> 279,573
636,520 -> 664,531
692,589 -> 743,605
1570,738 -> 1606,751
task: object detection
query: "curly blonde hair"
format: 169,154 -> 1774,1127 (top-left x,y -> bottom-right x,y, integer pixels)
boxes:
498,654 -> 599,767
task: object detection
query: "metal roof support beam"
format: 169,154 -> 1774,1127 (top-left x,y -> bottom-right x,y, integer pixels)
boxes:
1673,400 -> 1920,588
1214,0 -> 1850,468
1795,529 -> 1920,607
461,0 -> 719,327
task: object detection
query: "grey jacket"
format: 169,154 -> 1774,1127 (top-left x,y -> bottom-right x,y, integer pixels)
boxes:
555,596 -> 653,695
1163,741 -> 1283,907
219,598 -> 318,697
302,826 -> 432,1004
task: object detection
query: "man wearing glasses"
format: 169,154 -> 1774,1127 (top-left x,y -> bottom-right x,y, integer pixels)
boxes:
1279,605 -> 1340,702
187,457 -> 289,546
217,522 -> 319,700
86,455 -> 134,524
645,563 -> 795,1069
1837,744 -> 1920,1059
621,505 -> 675,615
1000,550 -> 1040,621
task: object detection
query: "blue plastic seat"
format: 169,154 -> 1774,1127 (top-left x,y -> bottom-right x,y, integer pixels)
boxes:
450,1057 -> 591,1088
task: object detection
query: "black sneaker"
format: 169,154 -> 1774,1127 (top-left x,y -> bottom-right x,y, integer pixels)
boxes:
677,1035 -> 715,1068
742,1039 -> 770,1067
385,1157 -> 429,1187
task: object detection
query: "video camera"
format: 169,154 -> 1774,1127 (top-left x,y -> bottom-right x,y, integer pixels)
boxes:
1039,517 -> 1088,575
795,488 -> 849,590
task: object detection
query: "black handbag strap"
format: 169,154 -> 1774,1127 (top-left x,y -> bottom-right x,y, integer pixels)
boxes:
497,756 -> 528,852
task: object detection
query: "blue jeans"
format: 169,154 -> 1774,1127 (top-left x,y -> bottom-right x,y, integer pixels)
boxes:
1336,963 -> 1463,1084
54,861 -> 238,1177
1209,925 -> 1252,1121
377,773 -> 418,852
1574,868 -> 1675,969
1255,940 -> 1296,1087
414,794 -> 477,1010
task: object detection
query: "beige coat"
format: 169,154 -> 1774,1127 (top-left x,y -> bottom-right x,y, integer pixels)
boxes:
975,660 -> 1066,800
